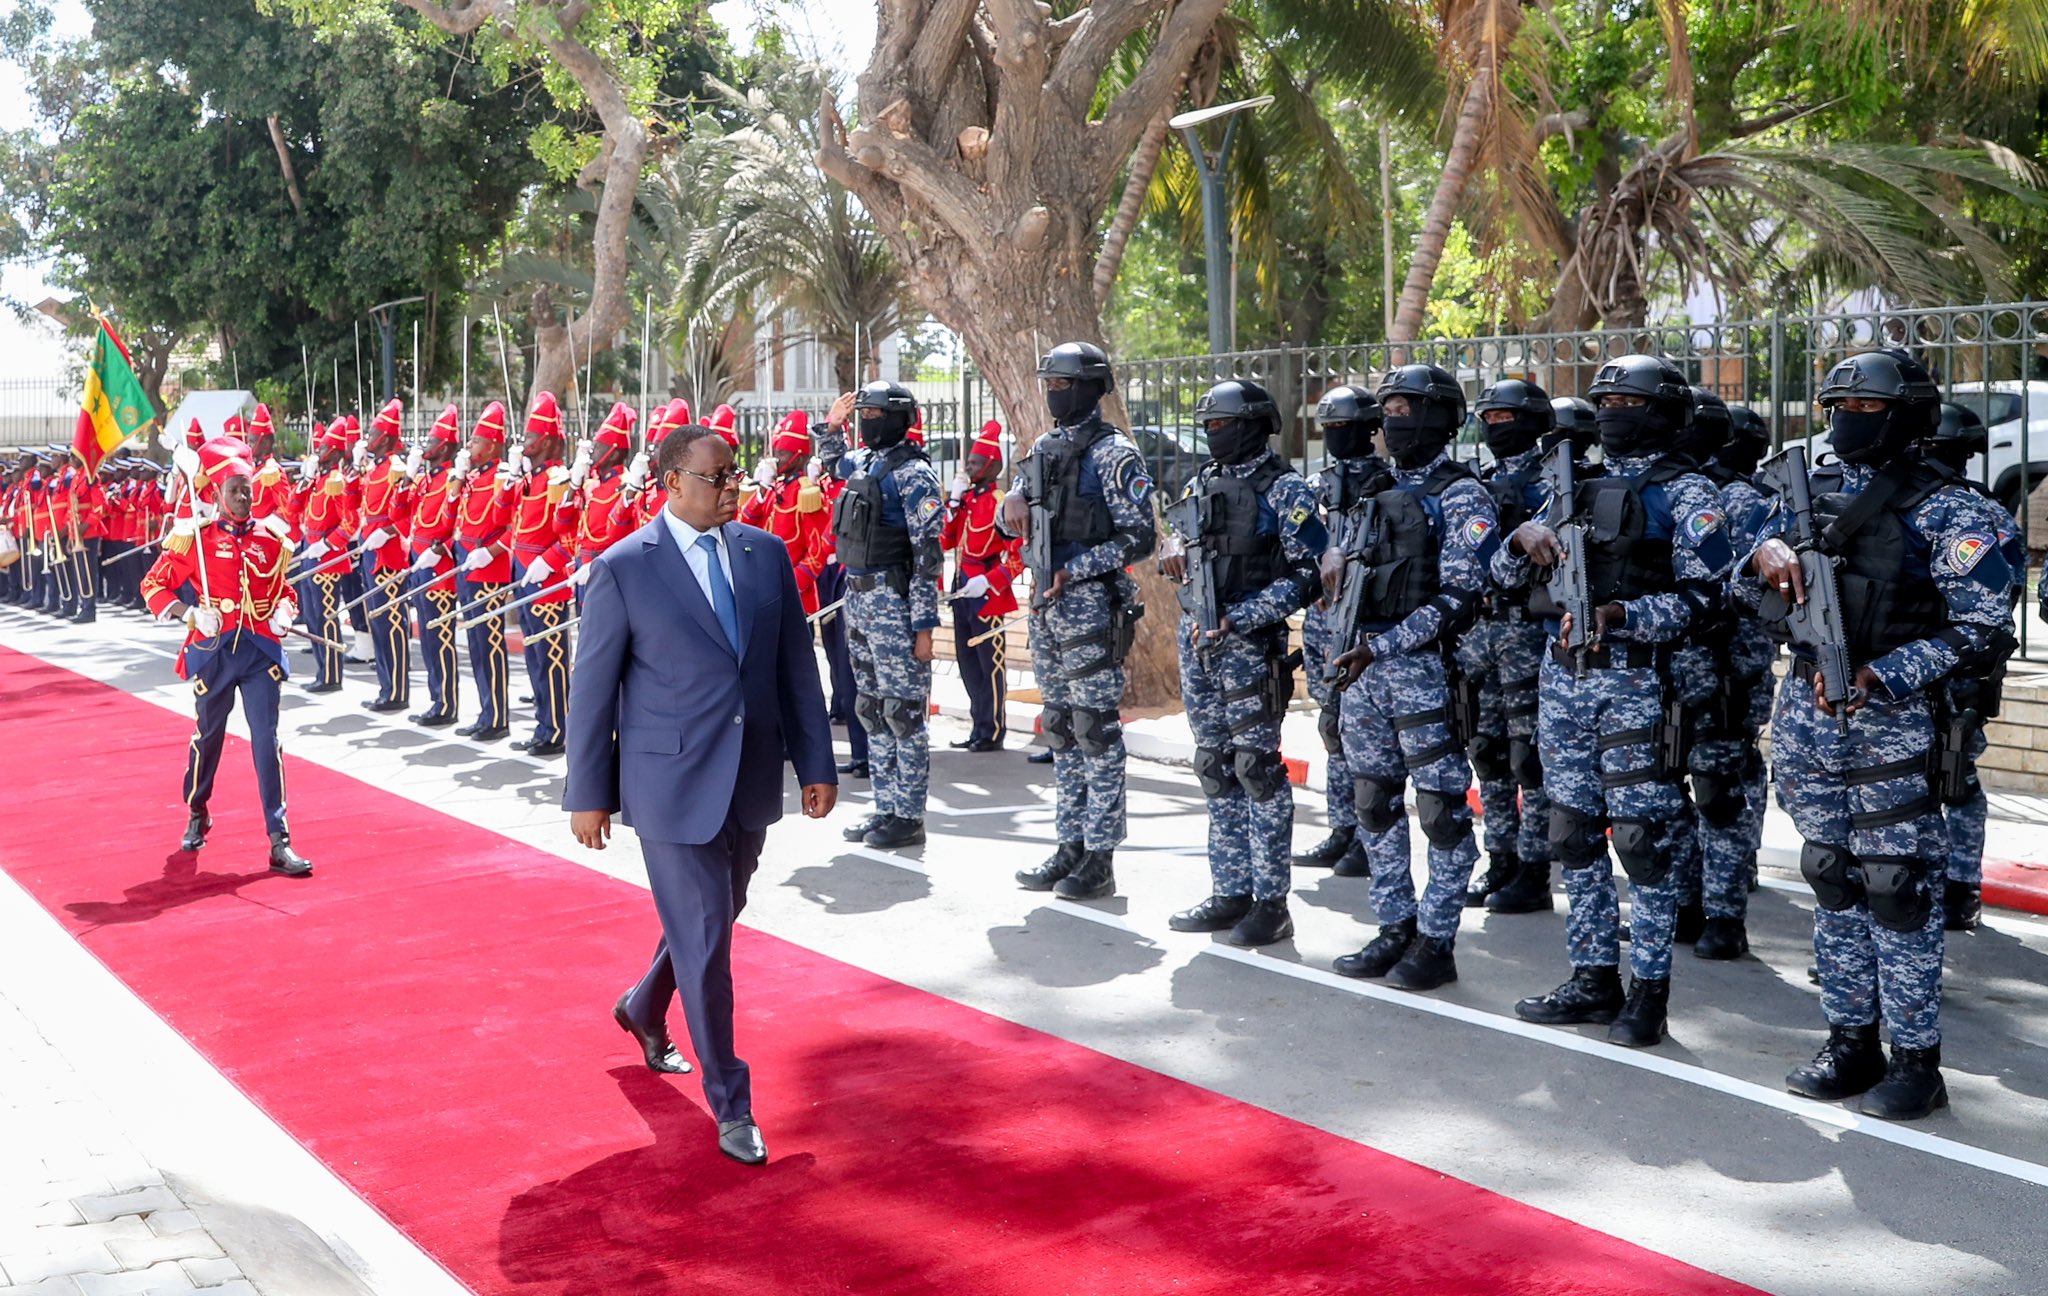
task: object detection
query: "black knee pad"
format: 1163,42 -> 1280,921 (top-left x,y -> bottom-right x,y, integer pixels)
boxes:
1548,805 -> 1608,870
1468,731 -> 1509,783
1318,703 -> 1343,756
1073,706 -> 1122,756
1414,788 -> 1471,849
1354,776 -> 1402,833
853,692 -> 885,733
1041,706 -> 1076,753
1691,770 -> 1745,829
1863,855 -> 1935,932
1799,842 -> 1861,911
883,696 -> 924,738
1194,745 -> 1239,798
1609,817 -> 1669,885
1509,736 -> 1544,789
1235,747 -> 1287,801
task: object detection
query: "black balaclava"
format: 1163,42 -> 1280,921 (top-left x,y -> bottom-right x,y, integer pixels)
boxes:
862,409 -> 911,450
1381,402 -> 1457,468
1046,381 -> 1102,425
1828,404 -> 1896,465
1595,405 -> 1666,458
1482,414 -> 1543,460
1324,420 -> 1374,462
1207,419 -> 1269,466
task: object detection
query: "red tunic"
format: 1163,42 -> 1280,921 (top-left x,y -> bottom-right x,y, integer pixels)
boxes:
454,461 -> 515,584
737,473 -> 829,613
942,482 -> 1023,618
563,466 -> 635,564
409,463 -> 461,578
141,519 -> 295,679
508,461 -> 574,605
357,454 -> 415,573
298,467 -> 360,554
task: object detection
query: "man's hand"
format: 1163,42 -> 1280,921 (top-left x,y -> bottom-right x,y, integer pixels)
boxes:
802,784 -> 837,818
1511,521 -> 1561,566
949,472 -> 971,502
1816,665 -> 1882,717
188,605 -> 222,638
956,573 -> 990,600
567,563 -> 592,588
999,491 -> 1029,537
521,556 -> 554,587
1329,640 -> 1373,691
827,392 -> 857,428
1753,538 -> 1805,603
1319,548 -> 1348,603
1043,570 -> 1070,602
362,527 -> 393,551
571,809 -> 611,850
622,451 -> 650,493
410,547 -> 441,572
268,599 -> 297,637
299,539 -> 329,564
1557,602 -> 1625,650
753,457 -> 777,488
1157,542 -> 1187,582
913,629 -> 934,662
1199,615 -> 1235,647
460,547 -> 494,573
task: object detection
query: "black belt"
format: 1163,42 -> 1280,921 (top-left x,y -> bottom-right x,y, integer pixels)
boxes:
849,569 -> 909,593
1551,641 -> 1663,670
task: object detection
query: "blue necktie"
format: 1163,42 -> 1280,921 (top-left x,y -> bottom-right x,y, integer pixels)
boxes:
697,533 -> 741,653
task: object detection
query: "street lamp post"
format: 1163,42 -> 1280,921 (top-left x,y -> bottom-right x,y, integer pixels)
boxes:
368,296 -> 425,401
1170,96 -> 1272,358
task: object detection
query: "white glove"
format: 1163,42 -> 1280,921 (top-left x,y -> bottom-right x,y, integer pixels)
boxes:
518,453 -> 535,476
568,440 -> 593,487
254,513 -> 292,540
567,563 -> 592,588
956,573 -> 991,600
410,548 -> 440,572
806,456 -> 822,481
169,515 -> 199,541
521,556 -> 554,587
460,547 -> 494,573
362,527 -> 393,551
299,539 -> 329,564
268,599 -> 297,636
753,456 -> 777,488
187,605 -> 222,638
297,460 -> 315,484
171,444 -> 201,480
450,449 -> 472,482
623,451 -> 650,492
949,472 -> 971,501
403,446 -> 424,479
351,440 -> 369,470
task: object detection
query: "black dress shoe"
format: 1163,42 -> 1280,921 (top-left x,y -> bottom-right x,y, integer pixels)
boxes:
1786,1023 -> 1884,1101
965,738 -> 1003,753
518,693 -> 534,704
1026,748 -> 1054,765
363,698 -> 408,713
1692,916 -> 1749,960
305,681 -> 343,695
949,737 -> 978,749
1514,965 -> 1624,1024
1944,880 -> 1982,931
1168,894 -> 1253,933
1225,897 -> 1293,947
1333,917 -> 1416,979
1293,826 -> 1356,869
470,725 -> 509,742
837,760 -> 870,779
843,813 -> 886,842
613,993 -> 693,1074
1606,977 -> 1669,1048
1053,849 -> 1115,900
1018,843 -> 1084,891
411,711 -> 458,727
1859,1044 -> 1949,1121
268,835 -> 313,877
511,738 -> 534,751
864,816 -> 927,849
1387,933 -> 1458,990
179,810 -> 211,853
525,739 -> 565,757
1465,850 -> 1517,906
718,1117 -> 767,1165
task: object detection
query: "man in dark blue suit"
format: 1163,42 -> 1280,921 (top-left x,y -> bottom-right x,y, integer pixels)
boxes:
565,423 -> 838,1166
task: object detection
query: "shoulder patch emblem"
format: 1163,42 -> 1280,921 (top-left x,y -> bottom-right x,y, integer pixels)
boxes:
1463,516 -> 1496,547
917,496 -> 943,520
1683,508 -> 1724,541
1289,505 -> 1311,526
1947,532 -> 1992,573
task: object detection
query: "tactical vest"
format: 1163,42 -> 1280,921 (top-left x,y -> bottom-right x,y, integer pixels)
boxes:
831,441 -> 929,572
1319,457 -> 1392,515
1355,460 -> 1473,626
1482,458 -> 1543,533
1195,455 -> 1289,601
1799,460 -> 1949,663
1039,419 -> 1116,565
1527,462 -> 1682,617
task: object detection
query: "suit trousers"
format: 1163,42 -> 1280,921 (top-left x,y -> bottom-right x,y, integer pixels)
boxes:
624,812 -> 767,1123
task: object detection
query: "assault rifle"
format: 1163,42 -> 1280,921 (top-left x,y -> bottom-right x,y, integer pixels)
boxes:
1539,440 -> 1594,675
1757,445 -> 1858,733
1163,492 -> 1220,647
1322,497 -> 1379,681
1019,449 -> 1058,608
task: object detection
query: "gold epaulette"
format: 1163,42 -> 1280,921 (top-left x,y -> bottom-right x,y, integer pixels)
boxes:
164,531 -> 193,554
796,481 -> 825,514
256,461 -> 283,486
322,474 -> 344,497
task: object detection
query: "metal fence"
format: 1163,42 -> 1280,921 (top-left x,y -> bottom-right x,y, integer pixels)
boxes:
0,378 -> 79,449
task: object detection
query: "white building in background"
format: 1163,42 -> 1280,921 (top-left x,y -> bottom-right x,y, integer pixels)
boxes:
731,309 -> 902,410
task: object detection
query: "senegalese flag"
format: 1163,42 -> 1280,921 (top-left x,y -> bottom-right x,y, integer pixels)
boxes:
73,315 -> 153,472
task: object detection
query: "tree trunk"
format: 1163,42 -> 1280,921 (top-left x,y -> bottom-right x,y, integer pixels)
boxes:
1093,92 -> 1182,306
1389,72 -> 1492,343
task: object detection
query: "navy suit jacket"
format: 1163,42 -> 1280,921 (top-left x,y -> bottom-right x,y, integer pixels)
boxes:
563,516 -> 837,845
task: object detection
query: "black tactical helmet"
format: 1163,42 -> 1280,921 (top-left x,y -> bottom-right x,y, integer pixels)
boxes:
1376,363 -> 1467,424
852,379 -> 919,417
1727,403 -> 1769,447
1315,384 -> 1383,430
1548,395 -> 1597,441
1588,354 -> 1693,430
1475,377 -> 1553,422
1196,378 -> 1280,430
1934,400 -> 1989,458
1037,341 -> 1114,393
1817,350 -> 1941,429
1690,386 -> 1731,437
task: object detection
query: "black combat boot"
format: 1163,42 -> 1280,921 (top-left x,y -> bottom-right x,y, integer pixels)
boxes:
864,816 -> 927,849
1606,977 -> 1669,1048
1226,897 -> 1293,947
1333,917 -> 1416,979
1674,902 -> 1706,945
179,810 -> 211,853
1387,933 -> 1457,991
1016,842 -> 1084,891
1486,856 -> 1554,914
1944,880 -> 1982,932
1692,915 -> 1749,960
1331,839 -> 1372,878
1515,965 -> 1624,1025
1168,894 -> 1253,932
1785,1023 -> 1885,1101
268,834 -> 313,877
1859,1044 -> 1949,1121
1465,850 -> 1517,907
1293,826 -> 1356,869
842,812 -> 887,842
1052,849 -> 1115,900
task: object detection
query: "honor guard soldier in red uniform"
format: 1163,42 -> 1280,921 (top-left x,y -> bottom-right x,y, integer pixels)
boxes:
454,401 -> 515,741
943,420 -> 1021,751
614,398 -> 683,531
738,410 -> 830,614
562,401 -> 638,600
295,420 -> 359,693
142,436 -> 313,877
358,399 -> 416,713
406,404 -> 465,726
246,404 -> 295,542
706,401 -> 740,449
67,455 -> 105,621
508,392 -> 574,755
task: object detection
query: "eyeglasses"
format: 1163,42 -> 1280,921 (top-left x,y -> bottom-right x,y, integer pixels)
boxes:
675,466 -> 744,489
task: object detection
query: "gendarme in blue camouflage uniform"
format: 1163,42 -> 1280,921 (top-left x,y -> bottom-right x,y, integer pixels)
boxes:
1005,343 -> 1157,902
818,381 -> 945,852
1747,351 -> 2017,1122
1459,379 -> 1562,917
1163,379 -> 1327,948
1323,366 -> 1500,993
1495,354 -> 1735,1050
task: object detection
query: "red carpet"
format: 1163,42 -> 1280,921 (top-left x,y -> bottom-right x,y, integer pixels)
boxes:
0,644 -> 1757,1295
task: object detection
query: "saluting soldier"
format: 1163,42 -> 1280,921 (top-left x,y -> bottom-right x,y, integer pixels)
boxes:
141,436 -> 313,877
